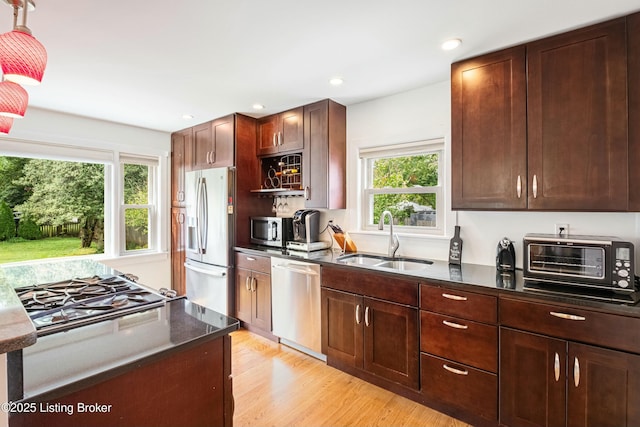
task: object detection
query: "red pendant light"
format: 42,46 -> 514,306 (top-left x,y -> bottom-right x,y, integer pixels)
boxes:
0,79 -> 27,117
0,115 -> 13,134
0,0 -> 46,85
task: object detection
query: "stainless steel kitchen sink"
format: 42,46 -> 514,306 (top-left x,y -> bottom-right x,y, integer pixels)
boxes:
336,253 -> 433,271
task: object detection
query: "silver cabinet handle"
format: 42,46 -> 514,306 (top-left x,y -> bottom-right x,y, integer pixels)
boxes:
443,320 -> 468,330
304,186 -> 310,200
364,306 -> 370,327
245,276 -> 251,292
278,131 -> 282,146
246,257 -> 256,261
251,277 -> 257,292
355,304 -> 361,325
574,357 -> 580,387
443,364 -> 468,376
532,174 -> 538,198
554,352 -> 560,381
442,293 -> 467,301
272,133 -> 277,147
550,311 -> 586,321
516,175 -> 522,198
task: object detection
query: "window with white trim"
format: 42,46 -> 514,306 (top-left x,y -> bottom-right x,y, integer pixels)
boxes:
120,155 -> 158,254
360,139 -> 444,234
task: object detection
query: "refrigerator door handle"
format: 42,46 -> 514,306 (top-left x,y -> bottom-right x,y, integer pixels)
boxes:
195,176 -> 203,254
200,178 -> 209,254
184,262 -> 227,277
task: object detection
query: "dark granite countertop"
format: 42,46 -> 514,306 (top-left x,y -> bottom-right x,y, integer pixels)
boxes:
235,245 -> 640,318
10,297 -> 239,401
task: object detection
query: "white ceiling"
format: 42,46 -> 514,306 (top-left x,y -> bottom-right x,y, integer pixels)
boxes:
11,0 -> 640,133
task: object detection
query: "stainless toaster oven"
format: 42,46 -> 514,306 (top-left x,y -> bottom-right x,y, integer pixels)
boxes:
523,233 -> 637,302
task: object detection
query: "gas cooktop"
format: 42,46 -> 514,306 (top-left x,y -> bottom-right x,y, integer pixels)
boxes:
15,275 -> 176,336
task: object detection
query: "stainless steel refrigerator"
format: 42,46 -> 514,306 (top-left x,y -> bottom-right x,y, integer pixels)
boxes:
184,167 -> 234,315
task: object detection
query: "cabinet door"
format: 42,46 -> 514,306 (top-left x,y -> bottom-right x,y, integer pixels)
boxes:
500,328 -> 566,427
278,107 -> 304,153
211,114 -> 234,167
363,297 -> 419,389
251,270 -> 271,331
629,12 -> 640,211
257,115 -> 279,156
321,288 -> 363,368
171,129 -> 190,206
170,207 -> 186,296
527,18 -> 628,210
451,46 -> 527,209
567,343 -> 640,427
192,121 -> 214,169
235,268 -> 253,324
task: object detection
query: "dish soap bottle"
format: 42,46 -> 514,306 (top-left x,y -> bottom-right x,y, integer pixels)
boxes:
448,225 -> 463,265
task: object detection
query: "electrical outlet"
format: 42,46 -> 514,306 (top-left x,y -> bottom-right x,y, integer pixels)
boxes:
555,223 -> 569,236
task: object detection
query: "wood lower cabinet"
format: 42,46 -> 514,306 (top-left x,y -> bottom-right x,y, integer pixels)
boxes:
235,253 -> 271,332
321,265 -> 419,390
322,288 -> 419,389
170,207 -> 186,296
500,296 -> 640,427
420,284 -> 498,424
500,327 -> 640,427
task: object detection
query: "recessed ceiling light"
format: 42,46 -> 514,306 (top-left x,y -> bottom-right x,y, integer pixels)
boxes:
252,103 -> 265,110
182,114 -> 194,120
441,38 -> 462,51
329,77 -> 344,86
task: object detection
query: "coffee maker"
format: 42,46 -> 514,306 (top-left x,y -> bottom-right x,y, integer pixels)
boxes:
292,209 -> 320,243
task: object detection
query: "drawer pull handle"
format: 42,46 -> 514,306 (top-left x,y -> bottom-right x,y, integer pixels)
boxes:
574,357 -> 580,387
554,352 -> 560,381
550,311 -> 586,321
443,320 -> 468,330
442,293 -> 467,301
246,257 -> 256,261
443,364 -> 468,376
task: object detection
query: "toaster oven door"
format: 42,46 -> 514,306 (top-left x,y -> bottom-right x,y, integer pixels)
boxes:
527,243 -> 607,283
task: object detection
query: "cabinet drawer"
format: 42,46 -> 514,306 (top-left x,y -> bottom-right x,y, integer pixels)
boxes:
421,311 -> 497,373
421,353 -> 497,422
235,253 -> 270,274
500,297 -> 640,354
420,284 -> 497,324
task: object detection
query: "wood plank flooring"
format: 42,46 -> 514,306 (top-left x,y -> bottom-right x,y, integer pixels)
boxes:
231,329 -> 470,427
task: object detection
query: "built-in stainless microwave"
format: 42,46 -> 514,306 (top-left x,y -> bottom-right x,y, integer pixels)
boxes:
523,233 -> 637,302
250,217 -> 293,248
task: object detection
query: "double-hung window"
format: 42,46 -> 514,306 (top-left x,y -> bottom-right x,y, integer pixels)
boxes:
360,138 -> 444,234
120,154 -> 158,253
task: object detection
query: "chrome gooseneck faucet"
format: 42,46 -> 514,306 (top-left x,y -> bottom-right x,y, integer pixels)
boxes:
378,210 -> 399,258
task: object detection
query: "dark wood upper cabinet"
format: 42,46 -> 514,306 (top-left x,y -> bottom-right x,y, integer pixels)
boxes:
451,46 -> 527,210
257,107 -> 304,156
191,114 -> 235,170
171,128 -> 191,206
452,17 -> 631,211
303,99 -> 346,209
527,18 -> 628,210
629,12 -> 640,210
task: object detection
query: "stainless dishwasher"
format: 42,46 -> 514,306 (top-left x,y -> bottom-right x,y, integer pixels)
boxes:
271,257 -> 325,361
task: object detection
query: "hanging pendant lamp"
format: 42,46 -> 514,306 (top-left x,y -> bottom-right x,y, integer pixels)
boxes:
0,0 -> 46,85
0,79 -> 27,117
0,115 -> 13,134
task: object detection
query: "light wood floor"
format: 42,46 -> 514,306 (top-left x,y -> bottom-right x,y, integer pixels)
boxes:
231,329 -> 471,427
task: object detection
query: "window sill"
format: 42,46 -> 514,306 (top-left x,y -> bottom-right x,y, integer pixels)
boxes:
95,251 -> 169,266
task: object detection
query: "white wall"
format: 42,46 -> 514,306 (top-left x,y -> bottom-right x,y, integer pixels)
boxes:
0,107 -> 172,289
323,81 -> 640,268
